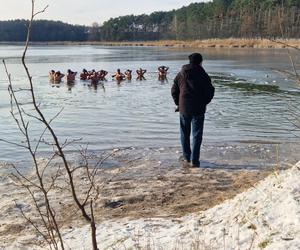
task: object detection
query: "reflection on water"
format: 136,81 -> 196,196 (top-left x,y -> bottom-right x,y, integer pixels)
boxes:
0,45 -> 300,164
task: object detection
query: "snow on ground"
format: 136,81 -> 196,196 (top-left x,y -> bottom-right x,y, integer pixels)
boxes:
61,162 -> 300,250
1,159 -> 299,249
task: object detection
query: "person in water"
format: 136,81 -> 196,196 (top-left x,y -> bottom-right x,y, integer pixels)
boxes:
112,69 -> 125,82
124,69 -> 132,80
171,53 -> 214,168
66,69 -> 77,83
80,69 -> 89,80
136,68 -> 147,80
87,69 -> 96,79
89,71 -> 100,84
53,71 -> 65,83
49,70 -> 55,81
158,66 -> 169,81
98,70 -> 108,81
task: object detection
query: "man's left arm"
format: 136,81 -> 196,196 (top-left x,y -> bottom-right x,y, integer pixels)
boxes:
171,73 -> 180,106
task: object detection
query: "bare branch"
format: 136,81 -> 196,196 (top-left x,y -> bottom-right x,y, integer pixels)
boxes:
40,154 -> 58,179
21,108 -> 43,122
46,165 -> 62,193
90,200 -> 98,250
33,5 -> 49,18
3,0 -> 101,248
10,171 -> 39,190
61,138 -> 83,149
270,68 -> 298,79
12,178 -> 58,249
0,138 -> 29,149
269,39 -> 300,51
16,201 -> 53,248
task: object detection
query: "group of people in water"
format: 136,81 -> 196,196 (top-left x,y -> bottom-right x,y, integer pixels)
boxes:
49,69 -> 77,83
49,66 -> 169,84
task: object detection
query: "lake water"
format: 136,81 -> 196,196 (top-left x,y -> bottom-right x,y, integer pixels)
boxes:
0,45 -> 300,166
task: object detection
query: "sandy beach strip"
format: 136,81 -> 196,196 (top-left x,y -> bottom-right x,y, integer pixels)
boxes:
91,38 -> 300,49
1,38 -> 299,49
0,146 -> 298,249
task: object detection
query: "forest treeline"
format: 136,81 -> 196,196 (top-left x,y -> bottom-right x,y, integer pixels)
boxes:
100,0 -> 300,41
0,0 -> 299,42
0,20 -> 88,41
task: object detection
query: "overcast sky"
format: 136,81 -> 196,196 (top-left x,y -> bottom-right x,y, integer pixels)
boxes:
0,0 -> 210,26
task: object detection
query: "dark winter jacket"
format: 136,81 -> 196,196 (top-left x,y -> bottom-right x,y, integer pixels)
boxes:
171,64 -> 214,115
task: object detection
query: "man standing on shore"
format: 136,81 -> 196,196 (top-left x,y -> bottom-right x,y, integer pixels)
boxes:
171,53 -> 214,167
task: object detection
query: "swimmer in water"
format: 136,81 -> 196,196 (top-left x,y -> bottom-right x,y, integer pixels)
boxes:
124,69 -> 132,80
158,66 -> 169,81
112,69 -> 125,82
89,71 -> 100,84
98,70 -> 108,81
49,70 -> 55,81
80,68 -> 89,80
136,68 -> 147,80
54,71 -> 65,83
66,69 -> 77,83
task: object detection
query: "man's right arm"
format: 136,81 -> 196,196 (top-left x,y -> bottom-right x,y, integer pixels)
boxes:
204,73 -> 214,105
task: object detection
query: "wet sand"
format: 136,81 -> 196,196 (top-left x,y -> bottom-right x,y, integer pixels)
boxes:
97,159 -> 269,220
1,143 -> 292,248
86,144 -> 286,220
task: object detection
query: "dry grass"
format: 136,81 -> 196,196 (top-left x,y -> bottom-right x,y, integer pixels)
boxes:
25,38 -> 300,49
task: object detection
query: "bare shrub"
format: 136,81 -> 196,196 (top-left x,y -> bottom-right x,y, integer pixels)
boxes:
1,1 -> 105,249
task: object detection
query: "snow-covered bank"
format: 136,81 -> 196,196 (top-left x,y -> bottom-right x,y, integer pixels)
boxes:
61,162 -> 300,250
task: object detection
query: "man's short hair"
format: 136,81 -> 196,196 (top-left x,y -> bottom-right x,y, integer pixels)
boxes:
189,53 -> 203,65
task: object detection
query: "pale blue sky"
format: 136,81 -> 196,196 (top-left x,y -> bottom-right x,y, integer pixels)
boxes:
0,0 -> 210,25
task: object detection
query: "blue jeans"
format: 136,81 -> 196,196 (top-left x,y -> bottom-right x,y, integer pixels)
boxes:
180,113 -> 205,167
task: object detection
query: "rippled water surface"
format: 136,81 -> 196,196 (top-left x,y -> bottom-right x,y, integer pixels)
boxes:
0,45 -> 300,164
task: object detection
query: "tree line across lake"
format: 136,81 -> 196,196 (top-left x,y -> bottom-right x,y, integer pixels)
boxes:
1,0 -> 299,42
